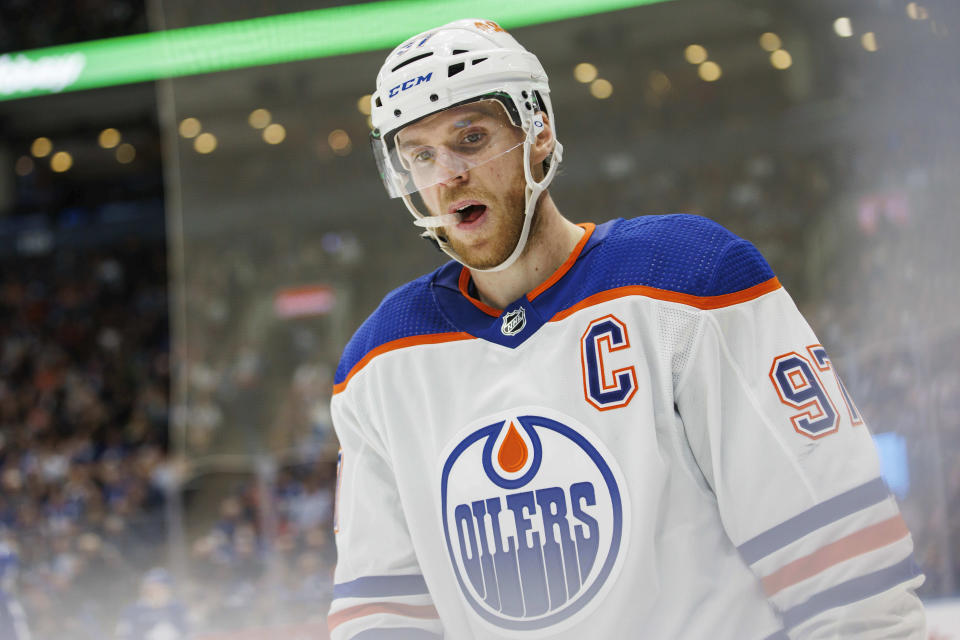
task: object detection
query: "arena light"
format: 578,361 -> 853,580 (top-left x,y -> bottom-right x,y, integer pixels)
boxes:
116,143 -> 136,163
263,123 -> 287,144
861,32 -> 878,51
759,32 -> 781,52
590,78 -> 613,99
178,117 -> 201,138
0,0 -> 673,101
356,95 -> 372,116
328,129 -> 352,155
50,151 -> 73,172
834,17 -> 854,38
15,156 -> 34,176
31,137 -> 53,158
770,49 -> 793,70
684,44 -> 708,65
573,62 -> 598,83
248,108 -> 271,129
647,70 -> 671,95
194,132 -> 217,154
906,3 -> 928,20
98,127 -> 121,148
698,61 -> 721,82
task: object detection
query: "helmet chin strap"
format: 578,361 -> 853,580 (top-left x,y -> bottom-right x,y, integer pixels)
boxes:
405,116 -> 564,274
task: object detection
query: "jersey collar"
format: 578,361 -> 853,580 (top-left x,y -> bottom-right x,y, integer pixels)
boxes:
456,222 -> 596,317
431,222 -> 606,348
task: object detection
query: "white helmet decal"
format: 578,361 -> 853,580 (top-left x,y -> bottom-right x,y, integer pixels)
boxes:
370,18 -> 564,272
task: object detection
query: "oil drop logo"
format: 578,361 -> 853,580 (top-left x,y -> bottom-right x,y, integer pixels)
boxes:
439,408 -> 629,634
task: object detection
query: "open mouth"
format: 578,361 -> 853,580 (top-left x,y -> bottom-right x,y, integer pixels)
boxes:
453,203 -> 487,224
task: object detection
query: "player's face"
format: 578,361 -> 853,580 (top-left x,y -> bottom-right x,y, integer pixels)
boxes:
396,102 -> 528,270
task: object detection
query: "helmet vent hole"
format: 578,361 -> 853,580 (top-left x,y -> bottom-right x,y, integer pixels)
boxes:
429,94 -> 438,102
533,90 -> 546,111
452,49 -> 469,55
447,62 -> 465,77
394,109 -> 402,117
471,57 -> 488,66
375,97 -> 382,108
391,52 -> 433,72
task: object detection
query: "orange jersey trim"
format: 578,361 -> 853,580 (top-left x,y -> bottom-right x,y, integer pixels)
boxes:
526,222 -> 596,301
550,276 -> 782,323
335,277 -> 779,394
458,267 -> 501,317
761,515 -> 910,597
457,222 -> 597,315
332,332 -> 473,395
327,602 -> 439,633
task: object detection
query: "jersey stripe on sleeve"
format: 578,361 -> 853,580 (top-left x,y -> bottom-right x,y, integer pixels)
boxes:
760,514 -> 910,597
328,603 -> 440,632
329,574 -> 440,638
333,574 -> 430,599
735,477 -> 922,632
737,477 -> 888,564
780,554 -> 922,629
351,628 -> 443,639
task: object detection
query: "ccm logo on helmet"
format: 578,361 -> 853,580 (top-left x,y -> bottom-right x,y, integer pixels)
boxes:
440,410 -> 628,632
388,72 -> 433,98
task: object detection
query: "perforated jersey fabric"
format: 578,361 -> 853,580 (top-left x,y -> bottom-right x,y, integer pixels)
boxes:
334,214 -> 776,385
567,215 -> 774,302
708,237 -> 776,296
334,271 -> 458,385
657,304 -> 701,391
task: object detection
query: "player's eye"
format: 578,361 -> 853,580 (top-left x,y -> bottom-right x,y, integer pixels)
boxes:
461,131 -> 485,145
410,148 -> 434,164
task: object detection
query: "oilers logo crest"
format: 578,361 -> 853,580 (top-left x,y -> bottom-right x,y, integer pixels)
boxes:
439,407 -> 629,634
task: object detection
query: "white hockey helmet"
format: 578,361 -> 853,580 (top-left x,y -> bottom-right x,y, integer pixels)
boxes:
370,18 -> 563,272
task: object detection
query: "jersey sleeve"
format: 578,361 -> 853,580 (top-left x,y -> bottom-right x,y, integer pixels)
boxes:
674,240 -> 926,639
328,390 -> 443,640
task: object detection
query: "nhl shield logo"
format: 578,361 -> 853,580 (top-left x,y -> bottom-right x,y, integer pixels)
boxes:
501,307 -> 526,336
439,407 -> 629,634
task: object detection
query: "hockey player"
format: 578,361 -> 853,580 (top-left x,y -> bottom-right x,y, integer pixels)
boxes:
328,18 -> 926,639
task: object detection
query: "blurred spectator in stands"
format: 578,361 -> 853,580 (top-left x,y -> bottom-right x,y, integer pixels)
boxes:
114,568 -> 190,640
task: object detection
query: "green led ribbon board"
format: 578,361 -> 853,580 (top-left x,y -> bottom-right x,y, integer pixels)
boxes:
0,0 -> 669,101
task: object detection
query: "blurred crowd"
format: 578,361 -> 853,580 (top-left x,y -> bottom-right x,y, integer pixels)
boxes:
0,238 -> 171,637
816,152 -> 960,599
0,234 -> 339,638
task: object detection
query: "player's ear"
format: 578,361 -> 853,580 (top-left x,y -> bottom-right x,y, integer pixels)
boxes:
530,111 -> 554,166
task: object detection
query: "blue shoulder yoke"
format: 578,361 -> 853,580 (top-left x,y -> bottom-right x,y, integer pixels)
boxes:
334,215 -> 775,385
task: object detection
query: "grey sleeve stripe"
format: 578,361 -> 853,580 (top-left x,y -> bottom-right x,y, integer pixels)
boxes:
738,477 -> 889,565
781,554 -> 923,629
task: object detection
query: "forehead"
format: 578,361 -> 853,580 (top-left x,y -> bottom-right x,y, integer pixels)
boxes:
397,100 -> 513,144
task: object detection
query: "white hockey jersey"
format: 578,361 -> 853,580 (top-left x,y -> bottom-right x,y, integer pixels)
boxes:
328,215 -> 925,639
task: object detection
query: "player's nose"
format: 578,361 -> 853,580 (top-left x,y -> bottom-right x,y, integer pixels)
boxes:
439,171 -> 469,187
435,149 -> 470,186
